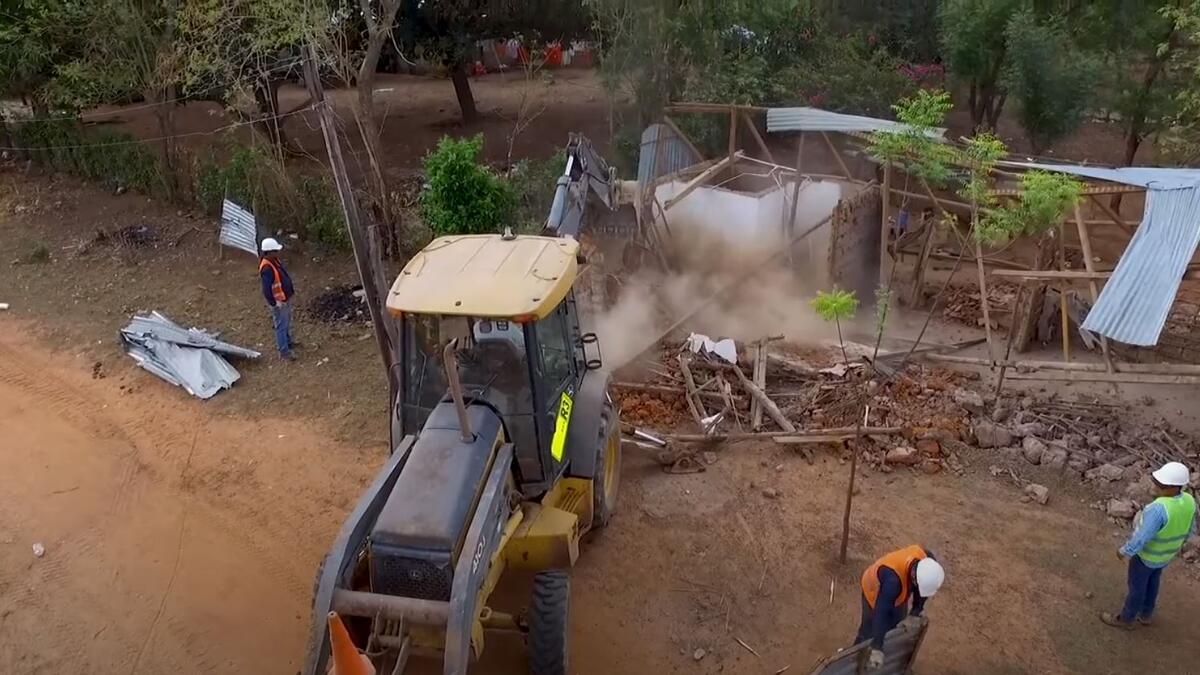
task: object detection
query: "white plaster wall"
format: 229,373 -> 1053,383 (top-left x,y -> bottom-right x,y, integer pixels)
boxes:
653,178 -> 842,281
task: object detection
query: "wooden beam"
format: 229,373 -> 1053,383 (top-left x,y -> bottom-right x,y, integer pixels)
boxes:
740,112 -> 775,164
665,427 -> 901,443
994,267 -> 1200,281
973,221 -> 997,365
989,184 -> 1144,197
1088,194 -> 1137,236
666,102 -> 768,114
924,353 -> 1200,375
662,151 -> 744,211
821,131 -> 853,180
1074,202 -> 1115,373
662,115 -> 705,163
1007,371 -> 1200,385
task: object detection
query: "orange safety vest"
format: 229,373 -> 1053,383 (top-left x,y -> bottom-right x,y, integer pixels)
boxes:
861,545 -> 928,609
259,257 -> 288,303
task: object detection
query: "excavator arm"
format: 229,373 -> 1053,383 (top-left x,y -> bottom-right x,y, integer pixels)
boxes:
543,134 -> 619,238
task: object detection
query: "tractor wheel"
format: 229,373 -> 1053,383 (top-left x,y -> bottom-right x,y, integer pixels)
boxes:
528,570 -> 570,675
591,400 -> 621,529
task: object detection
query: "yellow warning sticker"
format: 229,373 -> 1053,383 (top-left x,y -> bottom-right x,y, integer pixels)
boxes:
551,390 -> 574,461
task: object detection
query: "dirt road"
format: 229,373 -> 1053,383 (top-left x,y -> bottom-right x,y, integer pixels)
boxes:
2,319 -> 1199,675
0,322 -> 377,674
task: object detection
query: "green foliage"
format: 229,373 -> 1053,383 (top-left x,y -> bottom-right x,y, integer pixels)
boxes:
420,135 -> 515,236
8,116 -> 167,195
0,1 -> 88,105
1003,12 -> 1100,154
781,39 -> 916,118
868,90 -> 957,187
192,140 -> 349,249
873,285 -> 892,342
811,288 -> 860,323
959,132 -> 1007,208
977,171 -> 1083,245
507,151 -> 566,233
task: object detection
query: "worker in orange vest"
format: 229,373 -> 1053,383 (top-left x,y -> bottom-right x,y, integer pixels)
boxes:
854,545 -> 944,669
259,237 -> 297,360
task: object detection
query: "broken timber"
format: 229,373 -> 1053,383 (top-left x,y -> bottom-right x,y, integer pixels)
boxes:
663,151 -> 745,211
664,427 -> 901,443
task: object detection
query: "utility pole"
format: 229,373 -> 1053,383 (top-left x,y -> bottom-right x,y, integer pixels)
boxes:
303,45 -> 398,389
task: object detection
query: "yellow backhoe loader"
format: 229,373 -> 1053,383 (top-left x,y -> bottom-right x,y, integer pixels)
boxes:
302,135 -> 626,675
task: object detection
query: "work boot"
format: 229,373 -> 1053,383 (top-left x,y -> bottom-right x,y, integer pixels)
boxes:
280,351 -> 297,362
1137,615 -> 1154,627
1099,611 -> 1136,630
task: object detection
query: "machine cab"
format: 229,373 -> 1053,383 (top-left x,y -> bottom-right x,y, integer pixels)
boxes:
386,234 -> 589,496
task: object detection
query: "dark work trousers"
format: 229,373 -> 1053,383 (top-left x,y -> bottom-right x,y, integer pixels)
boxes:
1120,555 -> 1164,623
854,593 -> 908,646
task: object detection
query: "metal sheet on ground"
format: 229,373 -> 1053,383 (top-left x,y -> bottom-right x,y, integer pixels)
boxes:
809,617 -> 928,675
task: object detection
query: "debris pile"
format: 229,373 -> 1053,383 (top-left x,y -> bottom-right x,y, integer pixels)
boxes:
120,312 -> 260,399
976,393 -> 1200,520
942,281 -> 1018,328
309,285 -> 368,323
615,332 -> 979,474
85,224 -> 158,253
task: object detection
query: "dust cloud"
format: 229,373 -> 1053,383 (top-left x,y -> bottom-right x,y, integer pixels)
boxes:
594,228 -> 835,371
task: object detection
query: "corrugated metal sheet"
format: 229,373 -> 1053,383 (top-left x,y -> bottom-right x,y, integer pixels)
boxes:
999,161 -> 1200,190
767,107 -> 946,139
1001,161 -> 1200,346
637,123 -> 700,188
120,312 -> 260,399
809,616 -> 928,675
220,199 -> 259,254
1082,187 -> 1200,345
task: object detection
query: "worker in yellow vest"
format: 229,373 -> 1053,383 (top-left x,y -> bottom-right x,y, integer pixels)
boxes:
1101,461 -> 1196,629
854,544 -> 944,669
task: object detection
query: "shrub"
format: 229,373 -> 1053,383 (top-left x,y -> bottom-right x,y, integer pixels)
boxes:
507,151 -> 565,233
420,135 -> 514,236
9,116 -> 166,195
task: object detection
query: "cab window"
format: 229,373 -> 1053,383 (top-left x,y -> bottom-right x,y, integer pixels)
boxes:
535,304 -> 575,397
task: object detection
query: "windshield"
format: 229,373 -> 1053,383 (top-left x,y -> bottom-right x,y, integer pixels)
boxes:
402,314 -> 534,433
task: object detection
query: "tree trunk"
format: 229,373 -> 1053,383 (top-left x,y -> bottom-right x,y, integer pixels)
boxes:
253,77 -> 290,159
450,64 -> 478,123
353,0 -> 403,258
1012,232 -> 1056,352
1110,132 -> 1142,212
149,87 -> 179,200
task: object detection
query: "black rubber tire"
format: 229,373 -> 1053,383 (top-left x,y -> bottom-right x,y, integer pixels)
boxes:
591,400 -> 621,529
528,570 -> 570,675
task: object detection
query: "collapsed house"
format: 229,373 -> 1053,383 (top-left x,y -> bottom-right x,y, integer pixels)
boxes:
609,99 -> 1200,388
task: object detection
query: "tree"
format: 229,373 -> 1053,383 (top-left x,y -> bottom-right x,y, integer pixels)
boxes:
399,0 -> 589,123
0,1 -> 87,112
420,134 -> 514,235
51,0 -> 184,195
176,0 -> 315,156
1002,11 -> 1100,155
939,0 -> 1022,131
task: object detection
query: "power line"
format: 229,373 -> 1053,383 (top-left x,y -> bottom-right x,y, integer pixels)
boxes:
0,105 -> 315,153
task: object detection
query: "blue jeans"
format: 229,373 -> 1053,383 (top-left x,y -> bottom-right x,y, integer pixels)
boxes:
270,301 -> 294,356
1120,555 -> 1164,623
854,594 -> 907,646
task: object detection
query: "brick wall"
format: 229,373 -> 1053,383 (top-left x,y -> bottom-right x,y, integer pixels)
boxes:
827,184 -> 881,301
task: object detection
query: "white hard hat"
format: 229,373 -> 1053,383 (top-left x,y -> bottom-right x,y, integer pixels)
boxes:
915,558 -> 945,598
260,237 -> 283,252
1152,461 -> 1190,487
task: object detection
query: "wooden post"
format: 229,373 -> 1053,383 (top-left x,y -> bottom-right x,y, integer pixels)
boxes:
908,215 -> 937,307
1088,194 -> 1136,236
303,46 -> 397,384
994,283 -> 1026,399
1057,221 -> 1070,363
1073,202 -> 1115,372
881,164 -> 892,277
728,106 -> 738,158
972,216 -> 997,365
662,115 -> 705,163
839,404 -> 868,564
741,112 -> 775,164
678,355 -> 707,424
821,131 -> 853,180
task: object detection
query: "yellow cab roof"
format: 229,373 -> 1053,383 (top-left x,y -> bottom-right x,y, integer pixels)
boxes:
386,234 -> 579,321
